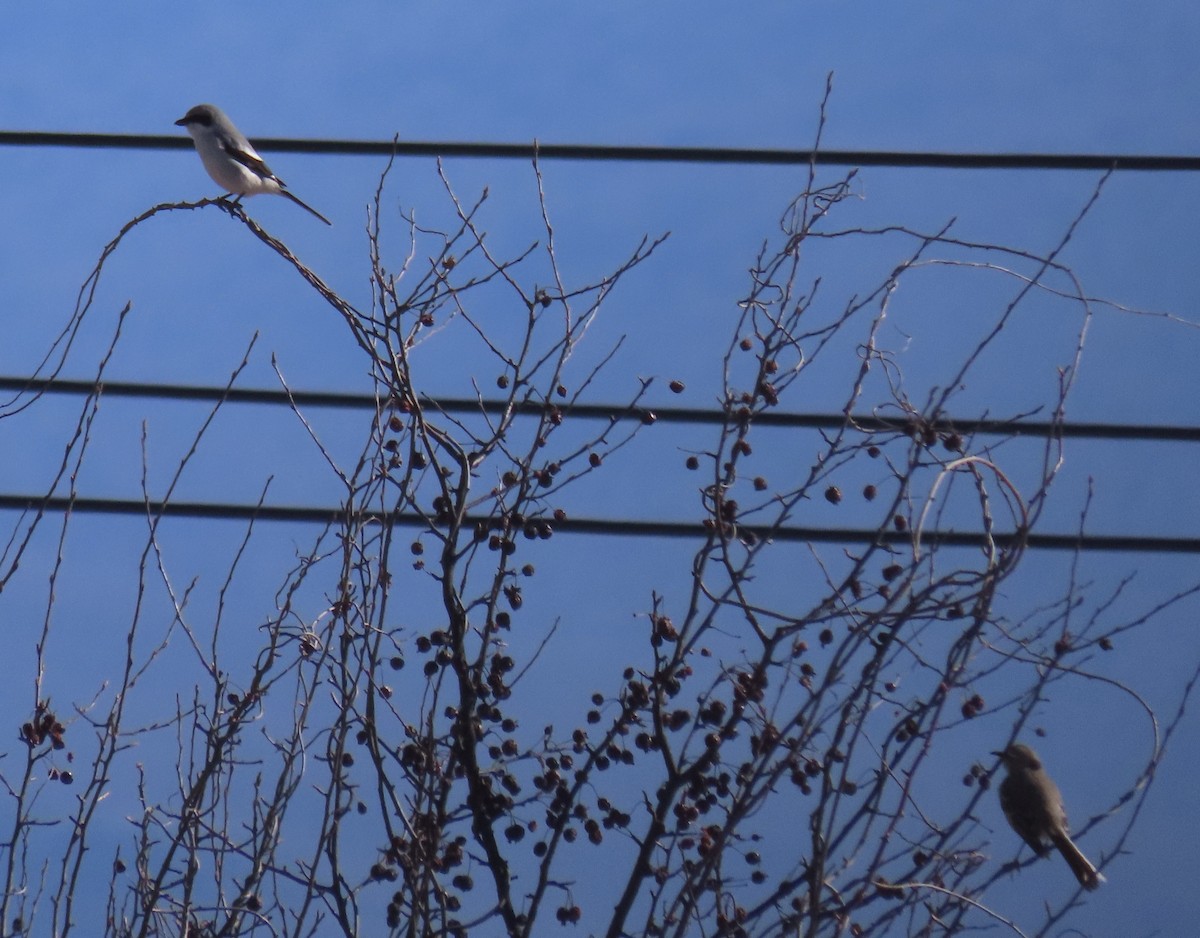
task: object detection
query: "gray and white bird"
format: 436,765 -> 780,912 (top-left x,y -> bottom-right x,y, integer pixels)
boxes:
175,103 -> 331,225
994,743 -> 1104,891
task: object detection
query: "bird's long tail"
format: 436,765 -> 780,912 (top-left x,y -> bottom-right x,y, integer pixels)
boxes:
281,189 -> 332,226
1051,832 -> 1105,891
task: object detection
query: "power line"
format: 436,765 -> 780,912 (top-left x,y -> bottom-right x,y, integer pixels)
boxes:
1,493 -> 1196,555
2,130 -> 1199,172
3,376 -> 1199,443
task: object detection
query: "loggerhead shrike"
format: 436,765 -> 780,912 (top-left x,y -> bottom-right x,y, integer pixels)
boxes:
175,103 -> 331,225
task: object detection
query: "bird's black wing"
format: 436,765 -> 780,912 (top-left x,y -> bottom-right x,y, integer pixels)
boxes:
216,132 -> 278,181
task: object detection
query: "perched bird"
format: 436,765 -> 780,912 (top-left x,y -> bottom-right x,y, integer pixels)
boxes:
994,742 -> 1104,891
175,103 -> 331,225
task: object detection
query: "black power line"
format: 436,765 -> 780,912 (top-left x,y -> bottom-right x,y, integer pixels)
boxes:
2,130 -> 1200,172
3,376 -> 1199,443
1,493 -> 1197,555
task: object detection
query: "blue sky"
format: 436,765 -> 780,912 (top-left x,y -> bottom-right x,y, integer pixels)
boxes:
2,3 -> 1199,934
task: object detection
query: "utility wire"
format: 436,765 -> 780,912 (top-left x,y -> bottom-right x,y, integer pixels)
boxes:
1,132 -> 1194,556
2,130 -> 1200,172
2,376 -> 1198,443
1,493 -> 1197,555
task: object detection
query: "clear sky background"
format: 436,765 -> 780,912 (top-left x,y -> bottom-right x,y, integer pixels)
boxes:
2,4 -> 1199,935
